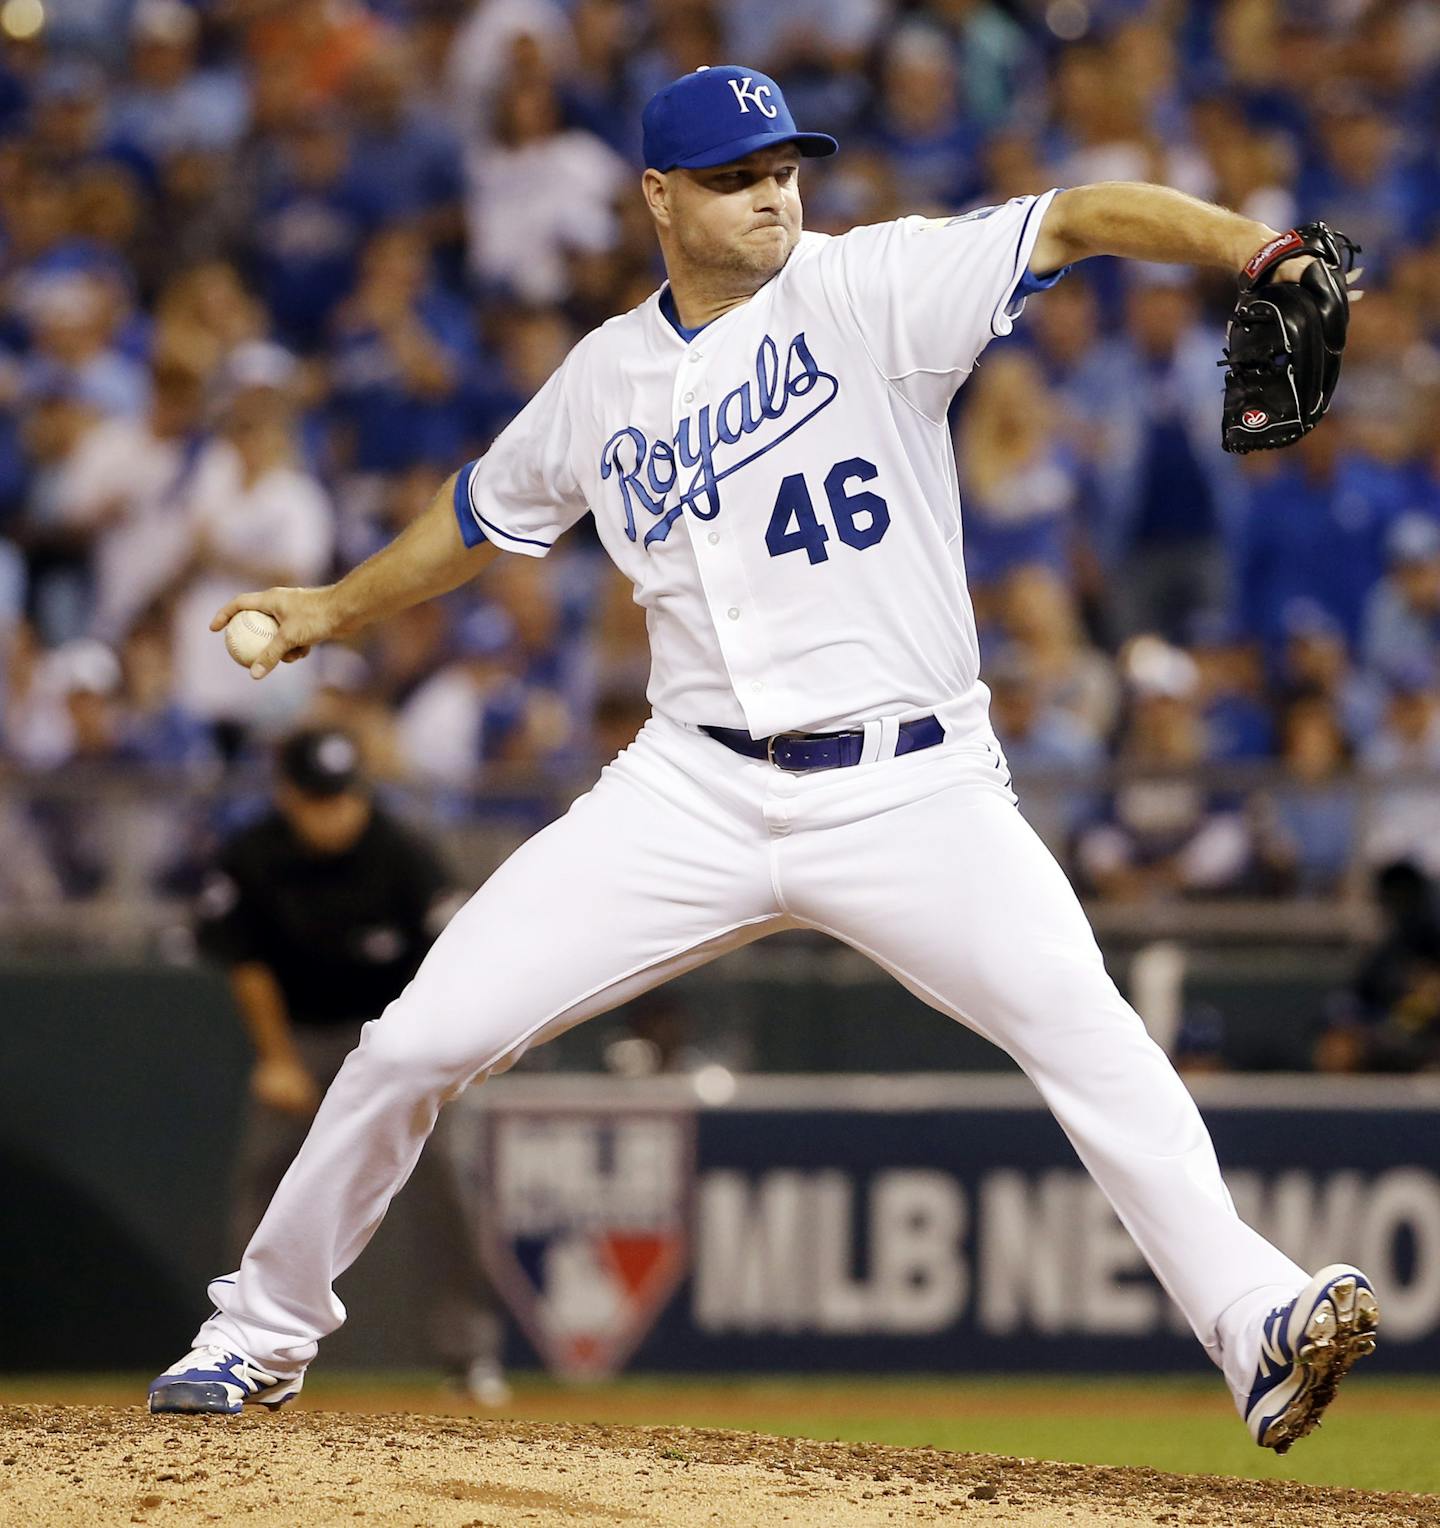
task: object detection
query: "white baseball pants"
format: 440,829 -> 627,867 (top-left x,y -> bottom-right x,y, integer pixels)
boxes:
197,714 -> 1304,1400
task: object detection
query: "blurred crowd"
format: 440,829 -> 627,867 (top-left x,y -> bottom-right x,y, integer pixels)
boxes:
0,0 -> 1439,910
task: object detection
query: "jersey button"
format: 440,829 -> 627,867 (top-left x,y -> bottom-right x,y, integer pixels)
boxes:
750,680 -> 764,694
682,390 -> 695,404
707,531 -> 720,545
727,607 -> 740,620
688,352 -> 702,363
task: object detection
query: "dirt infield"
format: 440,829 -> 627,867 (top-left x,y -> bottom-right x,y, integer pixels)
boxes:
3,1405 -> 1438,1528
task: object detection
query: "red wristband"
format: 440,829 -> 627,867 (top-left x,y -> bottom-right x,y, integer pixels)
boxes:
1242,230 -> 1304,285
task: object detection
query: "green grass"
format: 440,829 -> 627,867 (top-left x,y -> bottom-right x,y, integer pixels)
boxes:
5,1372 -> 1437,1496
701,1377 -> 1439,1494
486,1373 -> 1440,1495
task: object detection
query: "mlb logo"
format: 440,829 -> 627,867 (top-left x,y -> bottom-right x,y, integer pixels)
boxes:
476,1110 -> 696,1379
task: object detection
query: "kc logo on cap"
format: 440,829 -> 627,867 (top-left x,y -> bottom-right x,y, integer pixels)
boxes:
642,64 -> 838,172
728,75 -> 778,118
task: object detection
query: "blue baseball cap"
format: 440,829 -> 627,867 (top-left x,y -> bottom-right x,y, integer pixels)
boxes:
642,65 -> 838,173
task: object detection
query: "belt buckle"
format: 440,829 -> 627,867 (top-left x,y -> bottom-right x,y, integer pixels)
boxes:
765,731 -> 809,770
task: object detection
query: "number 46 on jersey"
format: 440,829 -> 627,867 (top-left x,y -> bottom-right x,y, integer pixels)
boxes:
765,456 -> 891,565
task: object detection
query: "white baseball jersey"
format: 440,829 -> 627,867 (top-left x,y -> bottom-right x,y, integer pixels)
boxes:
456,189 -> 1061,738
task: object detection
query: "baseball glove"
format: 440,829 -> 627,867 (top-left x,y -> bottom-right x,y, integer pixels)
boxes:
1220,222 -> 1360,454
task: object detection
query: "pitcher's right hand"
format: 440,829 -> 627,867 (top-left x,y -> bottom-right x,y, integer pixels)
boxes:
210,586 -> 342,679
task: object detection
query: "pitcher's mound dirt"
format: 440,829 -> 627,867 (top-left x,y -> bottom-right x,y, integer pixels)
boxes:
2,1404 -> 1436,1528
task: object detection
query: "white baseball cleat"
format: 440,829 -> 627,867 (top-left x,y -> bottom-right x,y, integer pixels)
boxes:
460,1357 -> 513,1409
147,1345 -> 305,1415
1243,1264 -> 1379,1453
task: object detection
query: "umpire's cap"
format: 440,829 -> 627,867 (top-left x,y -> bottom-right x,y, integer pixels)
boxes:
642,66 -> 838,172
278,728 -> 362,798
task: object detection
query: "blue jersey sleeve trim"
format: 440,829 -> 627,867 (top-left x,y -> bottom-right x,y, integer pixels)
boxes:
451,459 -> 557,553
1015,262 -> 1071,298
991,189 -> 1064,336
452,461 -> 487,548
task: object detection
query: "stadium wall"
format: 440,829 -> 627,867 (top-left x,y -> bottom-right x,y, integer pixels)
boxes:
3,969 -> 1435,1375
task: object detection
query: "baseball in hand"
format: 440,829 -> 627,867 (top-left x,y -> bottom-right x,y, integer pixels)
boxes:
224,609 -> 279,668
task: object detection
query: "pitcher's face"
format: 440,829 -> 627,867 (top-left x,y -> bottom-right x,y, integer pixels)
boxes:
652,145 -> 803,284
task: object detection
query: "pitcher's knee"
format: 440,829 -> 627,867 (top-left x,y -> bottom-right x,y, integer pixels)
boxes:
350,1003 -> 492,1096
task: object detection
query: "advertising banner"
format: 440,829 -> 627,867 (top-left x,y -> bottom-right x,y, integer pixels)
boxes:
452,1076 -> 1440,1376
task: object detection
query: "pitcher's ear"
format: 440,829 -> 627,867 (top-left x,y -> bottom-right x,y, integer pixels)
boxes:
642,168 -> 671,227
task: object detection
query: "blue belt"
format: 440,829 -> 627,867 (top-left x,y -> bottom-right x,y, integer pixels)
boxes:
700,715 -> 945,772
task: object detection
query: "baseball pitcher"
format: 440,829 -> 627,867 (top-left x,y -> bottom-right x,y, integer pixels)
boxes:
150,67 -> 1375,1453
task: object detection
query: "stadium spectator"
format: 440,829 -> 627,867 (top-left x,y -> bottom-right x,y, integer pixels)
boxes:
119,614 -> 216,771
931,0 -> 1036,131
22,638 -> 134,895
27,60 -> 129,182
586,560 -> 649,710
1361,513 -> 1440,686
560,0 -> 642,161
2,156 -> 123,341
150,262 -> 267,380
626,2 -> 725,116
115,616 -> 218,891
365,599 -> 453,712
1334,285 -> 1438,465
986,643 -> 1102,848
21,272 -> 148,421
395,604 -> 528,787
485,544 -> 594,727
1105,278 -> 1235,642
468,303 -> 578,450
1359,660 -> 1440,876
3,619 -> 60,766
110,0 -> 250,171
1273,597 -> 1386,748
128,153 -> 253,301
249,111 -> 376,353
329,226 -> 474,472
1239,423 -> 1411,657
1297,94 -> 1429,269
722,0 -> 883,130
445,0 -> 574,145
1107,22 -> 1204,188
1024,271 -> 1131,446
995,566 -> 1118,745
955,351 -> 1076,596
987,644 -> 1101,774
1255,696 -> 1358,897
1076,638 -> 1255,902
463,67 -> 627,304
49,349 -> 206,644
168,343 -> 334,756
1046,39 -> 1152,190
804,141 -> 906,233
13,376 -> 103,644
343,45 -> 465,239
1189,96 -> 1297,234
862,25 -> 981,210
1187,612 -> 1273,763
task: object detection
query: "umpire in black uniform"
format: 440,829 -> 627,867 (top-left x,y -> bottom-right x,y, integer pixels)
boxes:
196,726 -> 508,1403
